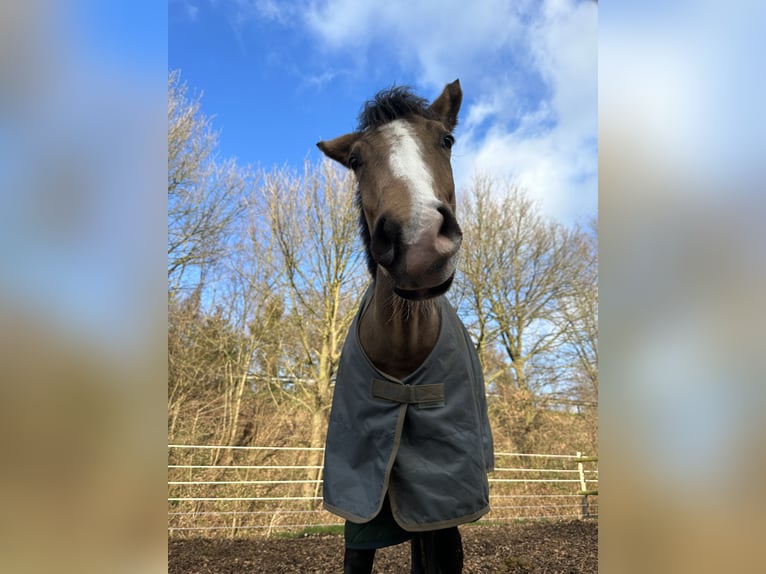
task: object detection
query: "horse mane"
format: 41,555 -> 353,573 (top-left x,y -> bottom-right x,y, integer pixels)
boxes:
357,86 -> 434,131
355,197 -> 376,277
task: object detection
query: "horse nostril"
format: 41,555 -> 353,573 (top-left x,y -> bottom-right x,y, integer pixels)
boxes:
371,215 -> 400,268
437,205 -> 463,243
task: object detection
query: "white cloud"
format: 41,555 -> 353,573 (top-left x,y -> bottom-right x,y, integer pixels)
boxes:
253,0 -> 287,22
206,0 -> 597,225
532,0 -> 597,138
304,0 -> 527,90
454,123 -> 597,226
454,0 -> 597,226
219,0 -> 296,33
186,3 -> 200,21
303,0 -> 597,226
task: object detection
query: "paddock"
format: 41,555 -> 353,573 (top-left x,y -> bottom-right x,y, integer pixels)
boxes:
168,519 -> 597,573
168,445 -> 598,572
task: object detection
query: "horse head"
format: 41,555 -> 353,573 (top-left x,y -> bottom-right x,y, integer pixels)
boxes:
318,80 -> 463,301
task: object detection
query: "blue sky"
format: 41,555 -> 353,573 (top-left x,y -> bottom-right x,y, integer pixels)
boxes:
169,0 -> 597,227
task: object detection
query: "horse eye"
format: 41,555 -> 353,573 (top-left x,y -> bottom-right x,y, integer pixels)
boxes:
348,154 -> 361,170
442,134 -> 455,150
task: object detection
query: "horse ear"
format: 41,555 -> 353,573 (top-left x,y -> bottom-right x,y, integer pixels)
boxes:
428,79 -> 462,132
317,132 -> 359,169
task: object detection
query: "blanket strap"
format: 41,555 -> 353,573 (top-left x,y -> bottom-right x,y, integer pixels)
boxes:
371,379 -> 445,409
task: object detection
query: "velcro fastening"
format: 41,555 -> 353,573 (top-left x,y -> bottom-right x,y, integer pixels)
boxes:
371,379 -> 445,408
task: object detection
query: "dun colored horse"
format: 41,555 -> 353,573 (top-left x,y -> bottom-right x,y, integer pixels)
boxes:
318,80 -> 494,574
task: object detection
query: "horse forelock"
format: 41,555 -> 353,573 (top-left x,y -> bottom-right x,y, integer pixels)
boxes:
357,86 -> 435,132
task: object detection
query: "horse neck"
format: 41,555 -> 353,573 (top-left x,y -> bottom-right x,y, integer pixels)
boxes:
358,271 -> 441,381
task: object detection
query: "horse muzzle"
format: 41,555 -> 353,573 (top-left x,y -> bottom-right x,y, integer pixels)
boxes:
371,206 -> 462,299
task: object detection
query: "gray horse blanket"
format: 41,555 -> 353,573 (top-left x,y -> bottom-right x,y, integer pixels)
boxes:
323,288 -> 494,532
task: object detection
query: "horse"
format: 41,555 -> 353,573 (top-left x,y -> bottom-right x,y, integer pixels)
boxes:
317,80 -> 494,574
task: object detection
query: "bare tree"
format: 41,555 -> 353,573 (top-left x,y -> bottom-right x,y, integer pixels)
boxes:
456,175 -> 594,451
262,160 -> 366,495
167,170 -> 290,467
556,219 -> 598,451
167,69 -> 264,454
167,70 -> 251,294
166,73 -> 599,478
560,219 -> 598,402
167,287 -> 251,444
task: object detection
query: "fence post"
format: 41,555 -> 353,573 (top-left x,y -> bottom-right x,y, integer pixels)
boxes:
576,451 -> 589,519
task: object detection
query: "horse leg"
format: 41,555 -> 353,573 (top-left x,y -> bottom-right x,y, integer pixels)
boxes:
410,536 -> 429,574
410,527 -> 463,574
344,547 -> 376,574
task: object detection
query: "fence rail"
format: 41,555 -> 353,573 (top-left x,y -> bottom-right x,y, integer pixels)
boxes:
168,445 -> 597,537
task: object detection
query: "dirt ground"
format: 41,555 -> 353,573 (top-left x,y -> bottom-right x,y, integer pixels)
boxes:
168,519 -> 597,573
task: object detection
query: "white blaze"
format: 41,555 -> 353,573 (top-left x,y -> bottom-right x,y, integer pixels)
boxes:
382,120 -> 440,244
